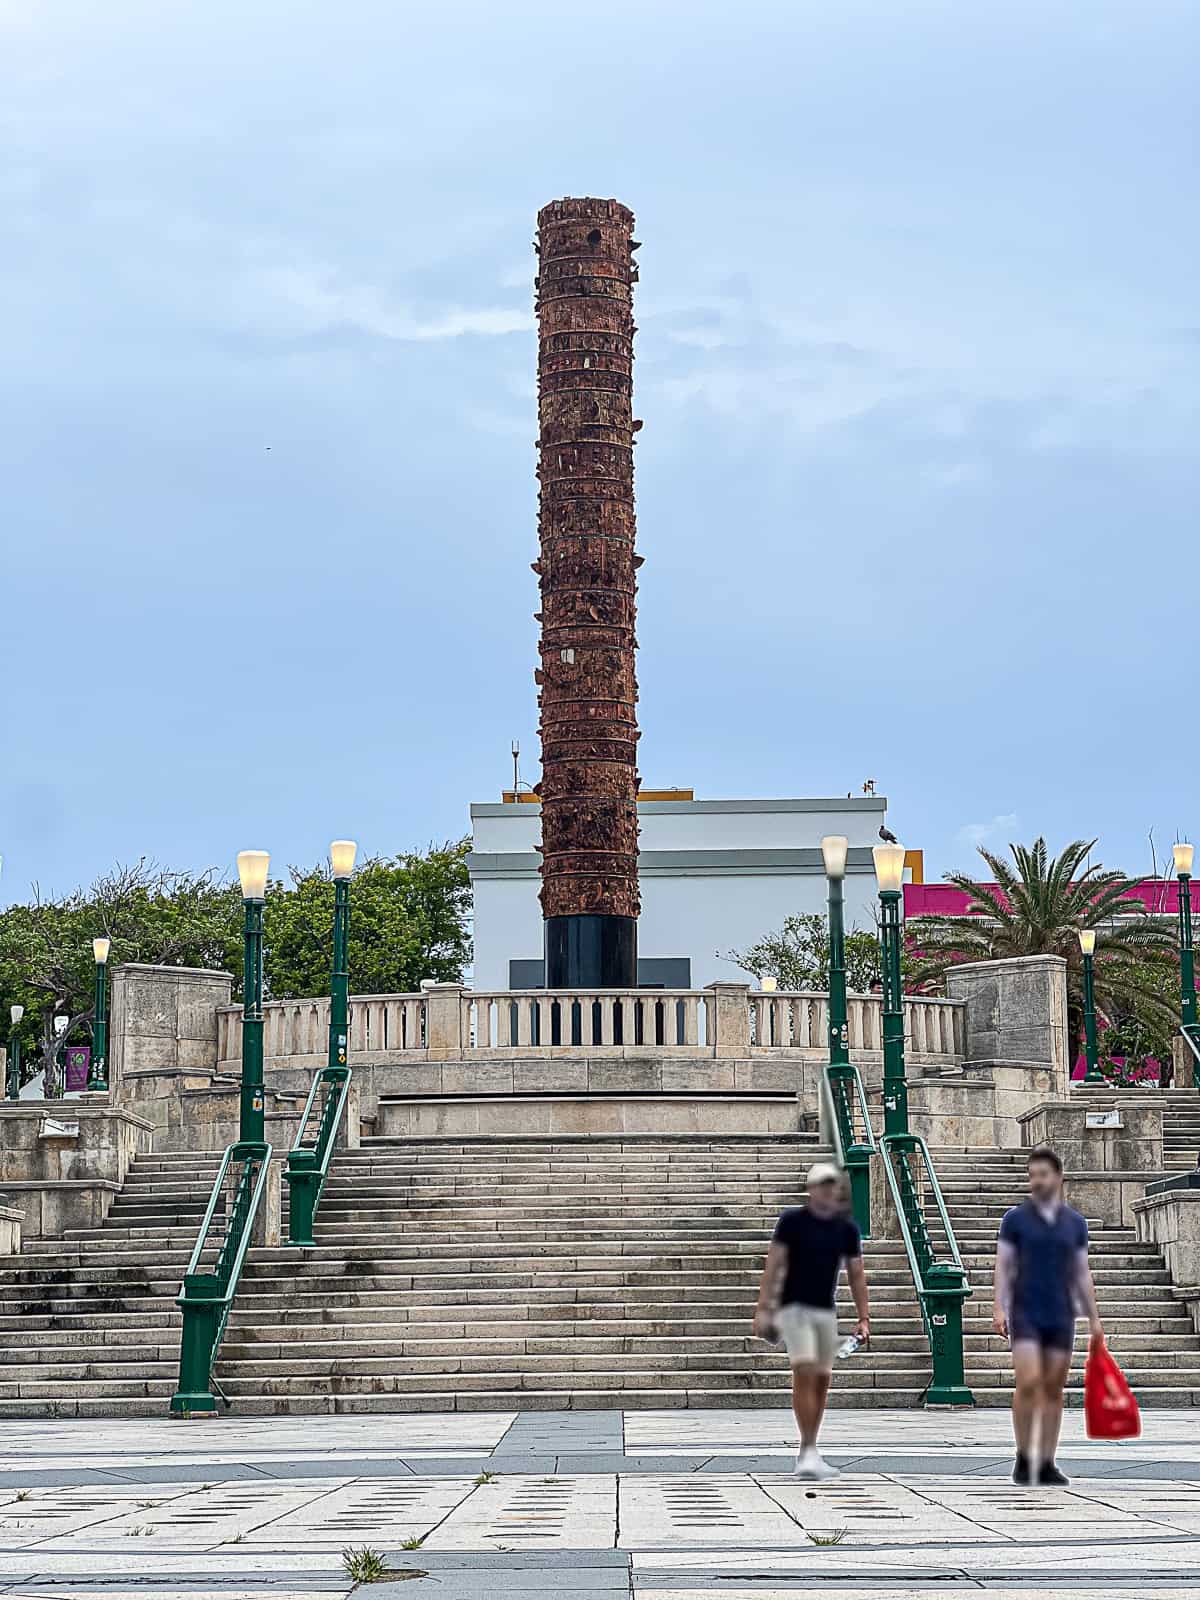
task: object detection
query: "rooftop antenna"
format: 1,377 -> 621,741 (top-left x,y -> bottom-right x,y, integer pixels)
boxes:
511,740 -> 521,795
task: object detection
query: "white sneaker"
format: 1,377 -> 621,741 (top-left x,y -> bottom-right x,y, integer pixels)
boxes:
793,1446 -> 818,1477
809,1454 -> 841,1481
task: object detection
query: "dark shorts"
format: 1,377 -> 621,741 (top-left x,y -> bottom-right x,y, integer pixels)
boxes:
1010,1311 -> 1075,1352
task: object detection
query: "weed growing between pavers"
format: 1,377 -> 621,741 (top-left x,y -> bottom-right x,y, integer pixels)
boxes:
806,1528 -> 848,1546
342,1546 -> 389,1582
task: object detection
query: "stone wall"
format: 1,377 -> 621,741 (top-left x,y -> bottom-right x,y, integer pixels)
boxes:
1134,1187 -> 1200,1333
111,963 -> 231,1098
0,1103 -> 153,1237
375,1093 -> 803,1140
904,1062 -> 1061,1150
946,955 -> 1069,1090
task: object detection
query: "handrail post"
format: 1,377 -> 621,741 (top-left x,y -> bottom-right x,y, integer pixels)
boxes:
171,1274 -> 224,1415
171,1141 -> 273,1416
826,1064 -> 875,1239
880,1131 -> 974,1408
286,1149 -> 321,1248
924,1260 -> 973,1406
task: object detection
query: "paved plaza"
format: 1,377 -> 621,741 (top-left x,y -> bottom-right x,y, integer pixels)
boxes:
2,1409 -> 1200,1598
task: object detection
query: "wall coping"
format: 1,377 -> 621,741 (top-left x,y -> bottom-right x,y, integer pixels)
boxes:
948,955 -> 1068,974
0,1205 -> 24,1221
0,1180 -> 121,1194
0,1104 -> 155,1132
112,963 -> 234,982
1016,1099 -> 1166,1125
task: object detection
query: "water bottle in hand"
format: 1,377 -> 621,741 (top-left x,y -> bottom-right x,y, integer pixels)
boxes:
837,1335 -> 863,1360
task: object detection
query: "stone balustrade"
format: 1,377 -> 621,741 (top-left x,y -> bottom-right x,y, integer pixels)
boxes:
215,983 -> 967,1069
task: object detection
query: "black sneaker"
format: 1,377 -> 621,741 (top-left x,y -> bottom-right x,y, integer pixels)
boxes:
1038,1460 -> 1070,1487
1011,1453 -> 1032,1485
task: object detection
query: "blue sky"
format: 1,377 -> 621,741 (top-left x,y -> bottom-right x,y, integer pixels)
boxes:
2,0 -> 1197,903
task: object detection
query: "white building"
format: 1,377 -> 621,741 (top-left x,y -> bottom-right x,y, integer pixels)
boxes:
467,791 -> 893,990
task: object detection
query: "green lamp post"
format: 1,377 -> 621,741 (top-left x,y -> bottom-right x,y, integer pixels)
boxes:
286,840 -> 356,1247
237,850 -> 270,1144
1175,843 -> 1197,1032
874,840 -> 908,1137
88,937 -> 111,1092
6,1005 -> 23,1100
50,1014 -> 68,1100
821,834 -> 872,1231
327,840 -> 356,1072
822,835 -> 850,1065
1079,927 -> 1103,1083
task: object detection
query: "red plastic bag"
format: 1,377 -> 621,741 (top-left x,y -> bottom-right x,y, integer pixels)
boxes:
1084,1338 -> 1141,1441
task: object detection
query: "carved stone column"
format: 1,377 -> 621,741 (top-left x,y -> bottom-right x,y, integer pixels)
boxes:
534,196 -> 642,987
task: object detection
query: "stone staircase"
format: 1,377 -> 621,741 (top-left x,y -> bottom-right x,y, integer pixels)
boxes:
932,1147 -> 1200,1405
216,1134 -> 940,1413
2,1132 -> 1200,1416
0,1150 -> 221,1417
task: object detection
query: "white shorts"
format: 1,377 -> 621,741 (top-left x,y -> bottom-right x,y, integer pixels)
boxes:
777,1303 -> 838,1370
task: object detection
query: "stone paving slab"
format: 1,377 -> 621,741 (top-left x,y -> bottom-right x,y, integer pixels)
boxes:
5,1411 -> 1200,1598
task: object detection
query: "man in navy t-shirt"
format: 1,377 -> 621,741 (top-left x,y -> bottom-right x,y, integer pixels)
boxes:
993,1146 -> 1104,1486
754,1162 -> 870,1480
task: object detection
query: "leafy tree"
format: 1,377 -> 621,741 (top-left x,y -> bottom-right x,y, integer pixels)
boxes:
0,862 -> 241,1093
727,912 -> 884,992
907,836 -> 1179,1062
263,842 -> 471,999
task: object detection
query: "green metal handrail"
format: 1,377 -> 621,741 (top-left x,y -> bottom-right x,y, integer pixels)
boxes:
822,1062 -> 876,1237
170,1139 -> 273,1416
1181,1022 -> 1200,1070
283,1066 -> 352,1247
880,1130 -> 974,1407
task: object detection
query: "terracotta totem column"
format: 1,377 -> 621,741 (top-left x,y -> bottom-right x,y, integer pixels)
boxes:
533,197 -> 641,988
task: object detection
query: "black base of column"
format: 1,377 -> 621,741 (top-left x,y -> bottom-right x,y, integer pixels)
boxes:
545,915 -> 637,988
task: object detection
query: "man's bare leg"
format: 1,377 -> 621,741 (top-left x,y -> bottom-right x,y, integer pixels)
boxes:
1039,1347 -> 1073,1466
1011,1341 -> 1043,1460
791,1366 -> 831,1450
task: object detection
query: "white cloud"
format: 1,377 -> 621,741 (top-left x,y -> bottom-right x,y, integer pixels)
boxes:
957,813 -> 1019,849
248,265 -> 533,343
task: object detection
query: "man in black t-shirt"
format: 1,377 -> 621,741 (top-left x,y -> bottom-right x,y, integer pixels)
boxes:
753,1162 -> 870,1479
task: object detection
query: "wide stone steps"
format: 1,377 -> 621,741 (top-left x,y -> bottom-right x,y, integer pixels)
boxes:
3,1130 -> 1199,1417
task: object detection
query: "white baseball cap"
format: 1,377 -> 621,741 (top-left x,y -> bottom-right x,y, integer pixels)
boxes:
806,1161 -> 841,1188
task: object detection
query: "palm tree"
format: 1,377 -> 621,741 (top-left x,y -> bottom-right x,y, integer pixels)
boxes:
909,837 -> 1179,1066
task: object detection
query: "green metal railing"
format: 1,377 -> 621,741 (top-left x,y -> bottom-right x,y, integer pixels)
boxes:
880,1131 -> 974,1406
822,1062 -> 876,1237
170,1140 -> 273,1415
283,1066 -> 352,1247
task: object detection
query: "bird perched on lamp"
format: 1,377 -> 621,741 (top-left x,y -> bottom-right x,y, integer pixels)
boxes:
879,824 -> 899,845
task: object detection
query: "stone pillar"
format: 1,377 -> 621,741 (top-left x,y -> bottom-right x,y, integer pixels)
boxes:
706,982 -> 751,1058
0,1204 -> 22,1255
1173,1035 -> 1195,1089
110,964 -> 233,1100
253,1158 -> 282,1248
1134,1188 -> 1200,1294
946,955 -> 1069,1087
424,983 -> 467,1061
